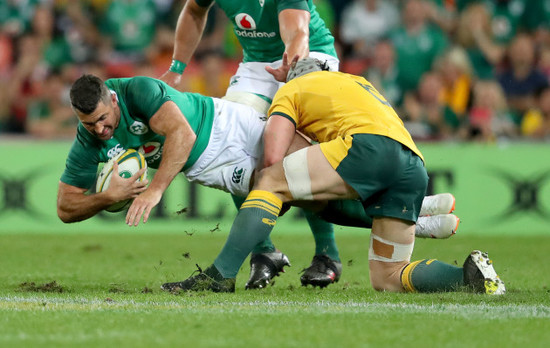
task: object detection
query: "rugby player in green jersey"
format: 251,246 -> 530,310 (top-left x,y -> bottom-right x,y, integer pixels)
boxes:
159,0 -> 356,289
161,58 -> 505,295
57,74 -> 458,289
58,74 -> 269,224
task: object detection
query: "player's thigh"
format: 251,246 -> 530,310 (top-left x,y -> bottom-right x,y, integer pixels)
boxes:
306,145 -> 358,200
185,99 -> 265,196
254,145 -> 356,202
225,62 -> 282,100
336,134 -> 428,223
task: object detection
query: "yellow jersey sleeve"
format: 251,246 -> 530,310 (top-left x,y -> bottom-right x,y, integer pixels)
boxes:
269,71 -> 423,161
268,80 -> 301,128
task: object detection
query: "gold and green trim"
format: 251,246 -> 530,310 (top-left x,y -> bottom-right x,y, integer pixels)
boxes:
240,190 -> 282,216
400,259 -> 425,293
270,112 -> 297,128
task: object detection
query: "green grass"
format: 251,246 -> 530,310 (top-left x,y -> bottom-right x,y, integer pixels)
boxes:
1,230 -> 549,347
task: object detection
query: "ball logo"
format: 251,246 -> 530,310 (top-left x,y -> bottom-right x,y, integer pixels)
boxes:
129,121 -> 149,135
235,13 -> 256,30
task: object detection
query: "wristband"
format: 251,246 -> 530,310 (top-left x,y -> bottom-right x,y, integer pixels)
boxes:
169,59 -> 187,74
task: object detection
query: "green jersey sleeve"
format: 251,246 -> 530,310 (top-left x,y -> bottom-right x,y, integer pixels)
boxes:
277,0 -> 309,12
60,127 -> 102,189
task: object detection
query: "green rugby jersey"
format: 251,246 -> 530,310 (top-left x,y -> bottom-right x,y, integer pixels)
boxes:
60,76 -> 215,189
196,0 -> 336,62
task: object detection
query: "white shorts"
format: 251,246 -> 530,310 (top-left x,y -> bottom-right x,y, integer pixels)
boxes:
226,52 -> 340,100
184,98 -> 266,197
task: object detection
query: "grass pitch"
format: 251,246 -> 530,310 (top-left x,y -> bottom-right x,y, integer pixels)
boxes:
1,230 -> 549,347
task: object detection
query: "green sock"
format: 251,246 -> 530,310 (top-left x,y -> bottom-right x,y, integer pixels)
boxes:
303,209 -> 340,261
401,259 -> 464,293
319,200 -> 373,228
215,190 -> 282,278
232,194 -> 276,254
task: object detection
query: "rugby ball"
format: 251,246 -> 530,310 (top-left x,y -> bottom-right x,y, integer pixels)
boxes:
96,149 -> 148,212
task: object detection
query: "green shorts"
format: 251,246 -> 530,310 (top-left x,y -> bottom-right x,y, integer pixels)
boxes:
334,134 -> 428,222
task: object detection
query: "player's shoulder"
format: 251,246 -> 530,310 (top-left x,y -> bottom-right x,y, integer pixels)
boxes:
107,76 -> 160,91
126,76 -> 161,89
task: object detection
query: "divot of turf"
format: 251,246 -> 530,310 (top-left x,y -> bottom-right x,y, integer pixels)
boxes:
81,244 -> 102,252
18,281 -> 65,293
175,207 -> 188,215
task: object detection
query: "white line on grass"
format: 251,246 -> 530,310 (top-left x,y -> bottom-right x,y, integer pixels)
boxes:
1,296 -> 549,318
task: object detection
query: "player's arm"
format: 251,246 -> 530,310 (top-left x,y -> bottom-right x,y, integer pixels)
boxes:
57,163 -> 147,223
266,8 -> 311,82
263,114 -> 297,168
159,0 -> 213,87
126,101 -> 196,226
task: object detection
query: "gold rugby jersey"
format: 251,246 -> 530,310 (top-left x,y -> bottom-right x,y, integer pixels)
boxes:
268,71 -> 423,162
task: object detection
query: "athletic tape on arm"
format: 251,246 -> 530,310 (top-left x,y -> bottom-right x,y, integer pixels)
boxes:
283,149 -> 314,200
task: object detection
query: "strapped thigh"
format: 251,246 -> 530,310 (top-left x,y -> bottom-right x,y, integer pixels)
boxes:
283,148 -> 314,200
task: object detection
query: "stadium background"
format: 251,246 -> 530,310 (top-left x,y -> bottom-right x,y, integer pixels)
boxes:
1,0 -> 549,235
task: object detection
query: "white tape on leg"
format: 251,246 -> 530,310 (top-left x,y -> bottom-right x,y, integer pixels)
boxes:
368,234 -> 414,262
283,149 -> 314,200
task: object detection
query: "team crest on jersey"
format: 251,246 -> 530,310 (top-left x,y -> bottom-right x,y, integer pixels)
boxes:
235,13 -> 256,30
129,121 -> 149,135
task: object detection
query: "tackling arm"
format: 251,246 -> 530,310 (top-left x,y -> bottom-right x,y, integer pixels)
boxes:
263,115 -> 297,168
266,9 -> 311,82
125,101 -> 197,226
159,0 -> 212,87
57,163 -> 147,223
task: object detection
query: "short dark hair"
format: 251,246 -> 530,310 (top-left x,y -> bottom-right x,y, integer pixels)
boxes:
70,74 -> 111,114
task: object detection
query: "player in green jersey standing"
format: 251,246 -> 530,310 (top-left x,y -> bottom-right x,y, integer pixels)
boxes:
160,0 -> 348,290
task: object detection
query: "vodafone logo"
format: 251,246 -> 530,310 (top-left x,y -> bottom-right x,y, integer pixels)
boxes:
234,13 -> 276,38
235,13 -> 256,30
139,141 -> 163,164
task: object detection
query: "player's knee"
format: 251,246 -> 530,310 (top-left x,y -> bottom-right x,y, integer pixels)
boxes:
368,233 -> 414,292
254,167 -> 291,201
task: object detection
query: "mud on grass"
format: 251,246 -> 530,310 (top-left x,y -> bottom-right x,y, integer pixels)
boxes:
17,281 -> 65,293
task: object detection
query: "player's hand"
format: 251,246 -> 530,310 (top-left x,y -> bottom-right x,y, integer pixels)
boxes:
266,53 -> 300,82
107,162 -> 148,203
125,187 -> 163,227
159,70 -> 182,88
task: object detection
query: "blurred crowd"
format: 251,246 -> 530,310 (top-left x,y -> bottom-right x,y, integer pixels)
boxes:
1,0 -> 549,142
